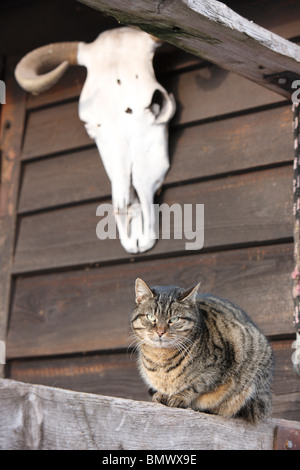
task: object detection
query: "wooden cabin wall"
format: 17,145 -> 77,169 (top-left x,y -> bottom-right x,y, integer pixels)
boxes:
1,0 -> 300,422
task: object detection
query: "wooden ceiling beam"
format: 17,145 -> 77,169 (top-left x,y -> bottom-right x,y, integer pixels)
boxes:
77,0 -> 300,98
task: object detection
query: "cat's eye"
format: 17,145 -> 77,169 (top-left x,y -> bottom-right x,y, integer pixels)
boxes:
146,313 -> 156,322
169,316 -> 179,324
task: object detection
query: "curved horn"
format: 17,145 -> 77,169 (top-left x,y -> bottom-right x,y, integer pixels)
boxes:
15,42 -> 79,94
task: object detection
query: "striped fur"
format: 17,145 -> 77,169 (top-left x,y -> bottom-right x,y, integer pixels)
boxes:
130,279 -> 274,423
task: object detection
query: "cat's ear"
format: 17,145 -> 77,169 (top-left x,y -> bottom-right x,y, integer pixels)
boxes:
179,282 -> 201,304
135,278 -> 154,304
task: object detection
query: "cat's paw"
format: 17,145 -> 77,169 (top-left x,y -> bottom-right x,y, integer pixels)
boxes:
152,391 -> 168,405
166,394 -> 189,409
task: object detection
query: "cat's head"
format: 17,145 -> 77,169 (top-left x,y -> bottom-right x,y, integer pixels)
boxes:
130,278 -> 201,349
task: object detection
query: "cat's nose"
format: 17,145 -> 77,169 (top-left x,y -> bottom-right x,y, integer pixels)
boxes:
157,329 -> 166,337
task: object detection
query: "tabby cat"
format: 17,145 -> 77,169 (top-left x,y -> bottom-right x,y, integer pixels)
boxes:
130,278 -> 274,423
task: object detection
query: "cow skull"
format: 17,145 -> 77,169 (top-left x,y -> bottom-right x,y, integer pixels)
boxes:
15,27 -> 176,253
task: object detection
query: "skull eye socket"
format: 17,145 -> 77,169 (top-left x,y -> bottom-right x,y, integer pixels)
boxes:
149,89 -> 165,118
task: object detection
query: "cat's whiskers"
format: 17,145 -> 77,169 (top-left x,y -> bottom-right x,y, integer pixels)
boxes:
127,334 -> 144,360
170,335 -> 194,363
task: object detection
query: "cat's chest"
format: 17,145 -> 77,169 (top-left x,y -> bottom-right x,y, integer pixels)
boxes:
147,367 -> 181,394
140,348 -> 188,394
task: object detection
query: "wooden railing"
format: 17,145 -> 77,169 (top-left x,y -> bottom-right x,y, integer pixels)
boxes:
1,378 -> 300,450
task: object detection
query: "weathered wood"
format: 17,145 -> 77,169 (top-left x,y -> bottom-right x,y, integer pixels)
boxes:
164,64 -> 284,126
2,0 -> 299,58
225,0 -> 300,40
0,58 -> 27,376
12,166 -> 293,274
22,100 -> 90,160
7,339 -> 300,421
19,147 -> 110,213
26,66 -> 87,110
1,377 -> 300,450
23,0 -> 300,110
7,244 -> 294,358
77,0 -> 300,97
272,393 -> 300,424
18,104 -> 293,214
21,65 -> 285,161
168,104 -> 293,178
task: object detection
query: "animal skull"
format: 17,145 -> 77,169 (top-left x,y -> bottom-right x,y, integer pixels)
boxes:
15,27 -> 176,253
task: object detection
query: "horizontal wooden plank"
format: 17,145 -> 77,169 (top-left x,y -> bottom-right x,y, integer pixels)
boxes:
26,66 -> 87,110
78,0 -> 300,97
19,147 -> 110,213
8,353 -> 149,402
273,393 -> 300,424
164,64 -> 284,126
1,377 -> 300,450
13,166 -> 293,274
8,339 -> 300,421
21,64 -> 284,161
7,243 -> 294,358
22,100 -> 90,160
18,105 -> 293,214
169,104 -> 293,178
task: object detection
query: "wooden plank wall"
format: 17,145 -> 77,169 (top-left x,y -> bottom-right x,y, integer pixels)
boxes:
4,0 -> 300,422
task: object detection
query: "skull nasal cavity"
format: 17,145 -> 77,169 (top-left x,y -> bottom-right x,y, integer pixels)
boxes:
149,89 -> 164,117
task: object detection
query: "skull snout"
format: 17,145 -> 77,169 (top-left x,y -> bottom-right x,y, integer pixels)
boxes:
112,178 -> 157,254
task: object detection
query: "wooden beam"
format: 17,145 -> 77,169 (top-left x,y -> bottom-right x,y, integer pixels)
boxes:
77,0 -> 300,98
1,378 -> 300,450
